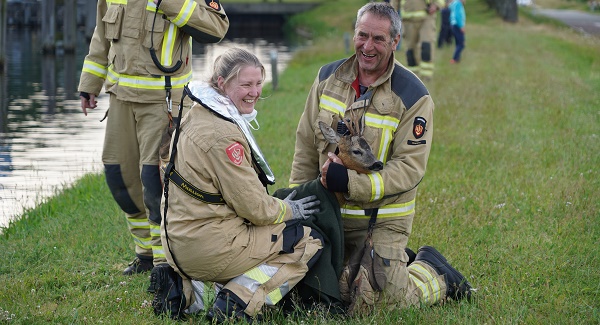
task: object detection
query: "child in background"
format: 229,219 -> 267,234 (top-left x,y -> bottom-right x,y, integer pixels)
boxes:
449,0 -> 466,63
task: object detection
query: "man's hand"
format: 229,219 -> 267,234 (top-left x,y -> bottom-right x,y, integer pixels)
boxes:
320,152 -> 344,188
80,92 -> 97,116
283,190 -> 321,220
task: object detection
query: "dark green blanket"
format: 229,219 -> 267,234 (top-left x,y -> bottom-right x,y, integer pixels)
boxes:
273,178 -> 345,310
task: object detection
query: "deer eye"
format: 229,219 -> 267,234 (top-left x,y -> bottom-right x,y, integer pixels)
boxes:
352,150 -> 363,156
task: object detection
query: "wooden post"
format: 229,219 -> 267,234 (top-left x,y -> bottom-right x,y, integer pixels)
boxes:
42,0 -> 56,54
63,0 -> 77,53
0,0 -> 7,73
270,50 -> 278,91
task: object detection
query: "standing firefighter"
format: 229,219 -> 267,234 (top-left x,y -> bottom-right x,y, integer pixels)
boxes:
401,0 -> 444,80
77,0 -> 229,280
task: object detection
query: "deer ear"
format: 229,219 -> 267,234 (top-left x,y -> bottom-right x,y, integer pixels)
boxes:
318,121 -> 340,144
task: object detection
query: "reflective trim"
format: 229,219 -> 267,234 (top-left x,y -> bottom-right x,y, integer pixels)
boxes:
364,113 -> 399,162
368,172 -> 384,201
127,216 -> 150,228
409,263 -> 441,304
152,246 -> 165,258
231,264 -> 287,305
107,0 -> 127,5
403,11 -> 428,18
146,0 -> 164,14
172,0 -> 195,27
161,24 -> 178,66
341,200 -> 416,219
107,65 -> 192,90
132,235 -> 152,250
320,94 -> 346,115
274,199 -> 286,224
82,60 -> 108,79
150,224 -> 161,236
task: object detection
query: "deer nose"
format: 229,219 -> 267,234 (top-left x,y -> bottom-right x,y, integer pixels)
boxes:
369,161 -> 384,171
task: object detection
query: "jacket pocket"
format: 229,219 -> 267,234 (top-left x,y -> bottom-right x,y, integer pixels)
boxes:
143,13 -> 166,49
103,5 -> 124,41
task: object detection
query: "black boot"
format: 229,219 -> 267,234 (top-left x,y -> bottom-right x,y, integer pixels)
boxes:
206,289 -> 255,324
151,264 -> 187,320
123,256 -> 153,275
415,246 -> 472,300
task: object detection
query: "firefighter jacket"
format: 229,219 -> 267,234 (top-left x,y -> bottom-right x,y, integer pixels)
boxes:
401,0 -> 445,20
78,0 -> 229,104
161,85 -> 295,280
289,54 -> 434,231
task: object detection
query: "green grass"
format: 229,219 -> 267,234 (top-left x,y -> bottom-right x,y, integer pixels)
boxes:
2,0 -> 599,323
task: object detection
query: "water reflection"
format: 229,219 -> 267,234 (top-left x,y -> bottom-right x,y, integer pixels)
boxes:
0,29 -> 295,228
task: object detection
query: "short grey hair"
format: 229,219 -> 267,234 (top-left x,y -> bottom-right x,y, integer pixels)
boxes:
208,47 -> 266,91
355,2 -> 402,40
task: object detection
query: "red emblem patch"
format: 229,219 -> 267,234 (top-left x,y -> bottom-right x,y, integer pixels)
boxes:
413,117 -> 427,139
226,142 -> 244,166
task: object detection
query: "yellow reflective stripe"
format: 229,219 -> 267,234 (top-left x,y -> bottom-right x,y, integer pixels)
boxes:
274,199 -> 286,224
403,11 -> 428,18
132,235 -> 152,249
172,0 -> 196,27
127,217 -> 150,228
82,60 -> 108,79
320,94 -> 346,115
365,113 -> 400,131
377,200 -> 416,218
152,246 -> 165,258
365,113 -> 399,161
108,65 -> 192,90
368,172 -> 384,201
409,272 -> 428,303
107,0 -> 127,5
161,24 -> 177,66
246,266 -> 270,284
410,263 -> 441,303
150,224 -> 161,236
267,288 -> 284,305
341,200 -> 415,219
288,183 -> 300,188
420,61 -> 434,69
146,0 -> 164,14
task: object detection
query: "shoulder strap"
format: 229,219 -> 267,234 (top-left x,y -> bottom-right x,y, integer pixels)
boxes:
162,88 -> 193,280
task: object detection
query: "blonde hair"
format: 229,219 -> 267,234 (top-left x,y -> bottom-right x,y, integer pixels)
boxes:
208,47 -> 266,92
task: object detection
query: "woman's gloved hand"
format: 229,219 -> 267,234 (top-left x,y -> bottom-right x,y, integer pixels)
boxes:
283,190 -> 321,220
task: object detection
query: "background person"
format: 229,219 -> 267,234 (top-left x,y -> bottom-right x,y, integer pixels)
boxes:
449,0 -> 467,63
289,2 -> 471,313
437,0 -> 453,48
77,0 -> 228,278
400,0 -> 445,81
155,48 -> 324,322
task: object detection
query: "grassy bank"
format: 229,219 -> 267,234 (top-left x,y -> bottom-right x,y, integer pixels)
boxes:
2,0 -> 599,323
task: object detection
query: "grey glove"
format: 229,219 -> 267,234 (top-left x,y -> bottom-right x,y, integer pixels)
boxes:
283,190 -> 321,220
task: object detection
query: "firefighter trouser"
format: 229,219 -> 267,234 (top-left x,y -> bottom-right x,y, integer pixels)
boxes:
342,214 -> 447,308
103,95 -> 170,266
402,15 -> 438,79
180,221 -> 323,317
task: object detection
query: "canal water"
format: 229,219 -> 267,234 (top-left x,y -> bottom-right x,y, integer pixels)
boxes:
0,28 -> 296,229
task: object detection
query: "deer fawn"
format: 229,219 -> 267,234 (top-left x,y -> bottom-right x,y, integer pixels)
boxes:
318,115 -> 383,204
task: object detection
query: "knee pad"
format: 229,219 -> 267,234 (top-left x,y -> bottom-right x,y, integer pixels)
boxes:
421,42 -> 432,62
406,49 -> 417,67
142,164 -> 163,224
105,164 -> 141,215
